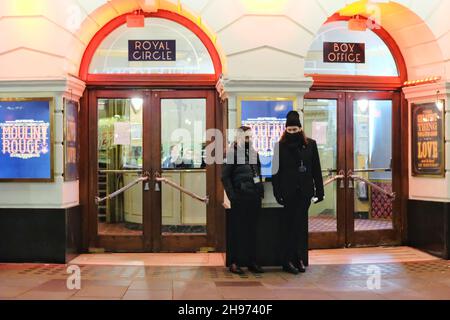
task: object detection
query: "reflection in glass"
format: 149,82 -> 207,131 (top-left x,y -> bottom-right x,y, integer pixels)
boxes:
161,99 -> 207,235
90,18 -> 215,75
305,21 -> 398,76
353,100 -> 393,231
97,98 -> 143,236
303,99 -> 337,233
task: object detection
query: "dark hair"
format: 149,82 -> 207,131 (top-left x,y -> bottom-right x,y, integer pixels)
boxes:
239,126 -> 252,132
279,129 -> 308,145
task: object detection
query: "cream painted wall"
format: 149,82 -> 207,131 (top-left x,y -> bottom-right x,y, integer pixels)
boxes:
0,0 -> 449,81
0,0 -> 450,207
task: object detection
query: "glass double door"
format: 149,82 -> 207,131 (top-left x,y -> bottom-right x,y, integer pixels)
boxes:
304,91 -> 402,248
90,89 -> 216,252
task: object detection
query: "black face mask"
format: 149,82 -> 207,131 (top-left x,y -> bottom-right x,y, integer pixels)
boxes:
286,132 -> 302,143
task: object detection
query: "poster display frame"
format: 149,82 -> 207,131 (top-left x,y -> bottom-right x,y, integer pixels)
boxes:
411,100 -> 445,178
236,96 -> 297,178
0,97 -> 54,182
63,98 -> 79,182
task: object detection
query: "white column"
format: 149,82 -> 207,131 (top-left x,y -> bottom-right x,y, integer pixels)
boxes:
0,76 -> 86,208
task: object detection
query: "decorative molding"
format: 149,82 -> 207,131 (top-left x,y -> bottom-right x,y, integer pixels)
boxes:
0,75 -> 86,99
222,77 -> 313,95
403,81 -> 450,101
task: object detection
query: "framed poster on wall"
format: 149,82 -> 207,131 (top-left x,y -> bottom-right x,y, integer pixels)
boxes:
0,98 -> 54,182
238,97 -> 295,178
64,99 -> 79,181
411,100 -> 445,177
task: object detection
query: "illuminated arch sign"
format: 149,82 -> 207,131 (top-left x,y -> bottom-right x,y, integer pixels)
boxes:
128,40 -> 176,62
0,98 -> 53,181
323,42 -> 365,64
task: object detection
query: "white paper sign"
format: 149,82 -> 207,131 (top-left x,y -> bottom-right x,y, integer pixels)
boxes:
312,121 -> 328,145
113,122 -> 131,145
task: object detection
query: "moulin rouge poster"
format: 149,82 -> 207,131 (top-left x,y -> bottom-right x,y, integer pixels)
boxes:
412,101 -> 445,177
0,99 -> 53,181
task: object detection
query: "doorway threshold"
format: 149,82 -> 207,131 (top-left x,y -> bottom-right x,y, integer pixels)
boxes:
69,252 -> 226,267
68,247 -> 438,267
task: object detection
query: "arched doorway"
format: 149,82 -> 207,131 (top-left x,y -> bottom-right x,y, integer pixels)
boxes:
304,14 -> 407,248
79,10 -> 225,253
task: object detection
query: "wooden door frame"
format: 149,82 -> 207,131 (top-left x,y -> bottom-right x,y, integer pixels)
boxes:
304,90 -> 406,248
80,87 -> 223,253
87,89 -> 147,252
304,91 -> 347,249
149,89 -> 218,252
345,91 -> 402,247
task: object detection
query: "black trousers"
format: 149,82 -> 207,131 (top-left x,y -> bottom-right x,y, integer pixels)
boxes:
228,196 -> 261,266
282,193 -> 311,266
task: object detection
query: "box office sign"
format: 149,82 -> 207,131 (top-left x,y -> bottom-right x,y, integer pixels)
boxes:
323,42 -> 365,63
128,40 -> 176,61
0,98 -> 54,181
64,99 -> 78,181
412,101 -> 445,177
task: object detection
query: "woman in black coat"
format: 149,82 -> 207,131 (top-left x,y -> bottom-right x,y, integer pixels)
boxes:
272,111 -> 324,274
222,126 -> 264,275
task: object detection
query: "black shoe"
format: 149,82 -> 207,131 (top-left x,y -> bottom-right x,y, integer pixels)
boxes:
295,260 -> 306,273
229,263 -> 245,275
248,263 -> 264,274
282,262 -> 299,275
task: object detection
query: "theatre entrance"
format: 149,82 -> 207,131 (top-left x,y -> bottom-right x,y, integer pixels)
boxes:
78,10 -> 226,253
304,91 -> 404,248
304,15 -> 408,249
84,89 -> 221,253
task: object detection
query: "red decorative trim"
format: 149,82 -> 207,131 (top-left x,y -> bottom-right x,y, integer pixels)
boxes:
85,74 -> 216,87
309,13 -> 407,90
306,74 -> 403,91
79,10 -> 223,83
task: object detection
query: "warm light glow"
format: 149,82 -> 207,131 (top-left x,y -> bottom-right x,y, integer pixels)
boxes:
131,98 -> 143,113
403,76 -> 441,87
241,0 -> 289,14
339,1 -> 368,17
140,0 -> 158,13
9,0 -> 44,15
357,100 -> 369,113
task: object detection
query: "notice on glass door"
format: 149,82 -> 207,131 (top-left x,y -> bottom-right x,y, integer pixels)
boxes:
311,121 -> 328,145
411,101 -> 445,177
113,122 -> 131,146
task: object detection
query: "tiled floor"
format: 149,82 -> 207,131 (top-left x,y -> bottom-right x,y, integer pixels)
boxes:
1,247 -> 449,300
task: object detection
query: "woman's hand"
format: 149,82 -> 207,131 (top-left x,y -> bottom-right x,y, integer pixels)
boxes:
275,196 -> 285,206
313,196 -> 324,204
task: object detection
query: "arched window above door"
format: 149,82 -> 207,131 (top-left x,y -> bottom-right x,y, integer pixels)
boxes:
89,17 -> 215,75
305,21 -> 398,77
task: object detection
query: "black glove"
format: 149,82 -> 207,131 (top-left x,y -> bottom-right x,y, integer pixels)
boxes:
275,196 -> 285,206
313,196 -> 324,204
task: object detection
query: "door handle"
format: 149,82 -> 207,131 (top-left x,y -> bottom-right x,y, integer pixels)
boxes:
338,170 -> 346,189
153,170 -> 161,192
347,170 -> 354,189
143,170 -> 151,191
